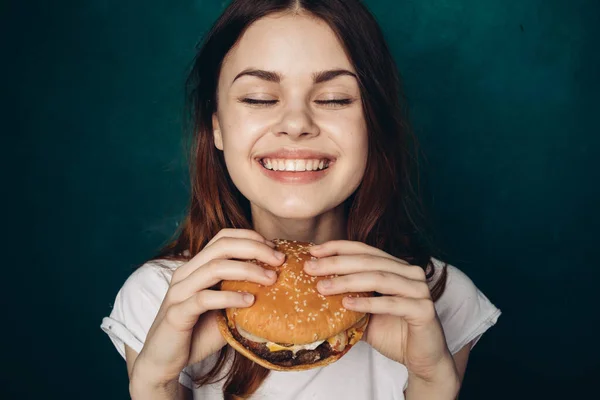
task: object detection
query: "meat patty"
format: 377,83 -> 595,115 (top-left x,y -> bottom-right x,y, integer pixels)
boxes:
230,326 -> 338,367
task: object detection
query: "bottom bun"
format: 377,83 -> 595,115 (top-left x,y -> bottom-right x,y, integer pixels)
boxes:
216,312 -> 367,371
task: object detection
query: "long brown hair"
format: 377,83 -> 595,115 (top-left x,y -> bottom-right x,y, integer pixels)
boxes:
151,0 -> 448,397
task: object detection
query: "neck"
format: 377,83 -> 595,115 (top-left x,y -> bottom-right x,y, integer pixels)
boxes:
251,204 -> 347,244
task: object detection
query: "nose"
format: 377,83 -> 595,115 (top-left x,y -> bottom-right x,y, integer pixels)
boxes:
272,103 -> 320,139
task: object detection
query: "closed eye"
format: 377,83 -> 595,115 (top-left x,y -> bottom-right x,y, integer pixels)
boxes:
239,99 -> 355,107
315,99 -> 354,107
240,98 -> 279,105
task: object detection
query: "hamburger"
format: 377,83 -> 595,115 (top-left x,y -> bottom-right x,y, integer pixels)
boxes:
217,239 -> 372,371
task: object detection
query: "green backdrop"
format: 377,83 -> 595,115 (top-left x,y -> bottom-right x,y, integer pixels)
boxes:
4,0 -> 598,398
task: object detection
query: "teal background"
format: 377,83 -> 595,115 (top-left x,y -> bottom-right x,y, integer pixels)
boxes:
4,0 -> 598,398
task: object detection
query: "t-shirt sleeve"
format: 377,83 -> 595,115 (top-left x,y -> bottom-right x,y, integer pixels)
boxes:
100,261 -> 174,359
431,259 -> 502,355
101,259 -> 223,391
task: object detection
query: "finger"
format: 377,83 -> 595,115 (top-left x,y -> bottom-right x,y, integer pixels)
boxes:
165,290 -> 254,332
316,271 -> 431,299
309,240 -> 408,264
304,254 -> 426,281
342,296 -> 436,326
206,228 -> 275,248
173,237 -> 284,283
169,259 -> 277,302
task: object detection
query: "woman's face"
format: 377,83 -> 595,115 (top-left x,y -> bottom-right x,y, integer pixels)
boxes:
213,12 -> 368,220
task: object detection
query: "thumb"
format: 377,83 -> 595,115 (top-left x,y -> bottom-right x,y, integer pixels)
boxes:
188,311 -> 228,365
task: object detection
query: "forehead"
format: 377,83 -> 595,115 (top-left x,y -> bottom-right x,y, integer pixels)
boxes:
221,13 -> 355,79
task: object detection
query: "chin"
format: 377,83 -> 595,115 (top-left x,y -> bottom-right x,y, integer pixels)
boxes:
217,239 -> 372,371
269,206 -> 323,220
256,198 -> 328,220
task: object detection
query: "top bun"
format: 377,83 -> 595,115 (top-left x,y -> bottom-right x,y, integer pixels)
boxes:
221,239 -> 372,344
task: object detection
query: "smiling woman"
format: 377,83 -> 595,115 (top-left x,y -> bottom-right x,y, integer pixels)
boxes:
100,1 -> 501,399
212,12 -> 368,222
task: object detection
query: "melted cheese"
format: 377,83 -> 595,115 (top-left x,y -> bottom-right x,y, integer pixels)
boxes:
236,315 -> 368,356
236,323 -> 325,354
266,340 -> 325,354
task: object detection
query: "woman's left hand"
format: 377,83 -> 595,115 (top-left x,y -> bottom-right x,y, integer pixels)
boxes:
305,240 -> 459,385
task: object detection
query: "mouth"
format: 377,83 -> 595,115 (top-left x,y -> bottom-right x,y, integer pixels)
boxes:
255,157 -> 334,184
257,158 -> 332,172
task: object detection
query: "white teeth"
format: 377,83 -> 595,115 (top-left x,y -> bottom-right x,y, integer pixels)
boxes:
295,160 -> 307,171
260,158 -> 330,172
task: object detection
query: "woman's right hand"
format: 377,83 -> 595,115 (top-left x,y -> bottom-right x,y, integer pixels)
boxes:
131,229 -> 284,388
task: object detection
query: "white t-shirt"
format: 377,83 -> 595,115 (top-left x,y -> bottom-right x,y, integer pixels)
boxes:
101,258 -> 501,399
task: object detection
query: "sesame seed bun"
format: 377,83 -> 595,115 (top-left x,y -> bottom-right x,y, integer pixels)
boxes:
218,238 -> 372,370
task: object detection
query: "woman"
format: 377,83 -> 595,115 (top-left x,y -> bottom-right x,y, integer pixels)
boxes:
101,0 -> 501,399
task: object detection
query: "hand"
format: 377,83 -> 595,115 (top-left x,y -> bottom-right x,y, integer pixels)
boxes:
304,240 -> 458,384
132,229 -> 284,386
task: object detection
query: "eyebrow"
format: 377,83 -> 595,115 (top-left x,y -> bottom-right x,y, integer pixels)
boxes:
231,68 -> 357,85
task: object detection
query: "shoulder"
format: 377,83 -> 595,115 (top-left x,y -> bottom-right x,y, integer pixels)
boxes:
118,259 -> 183,300
100,259 -> 186,358
429,258 -> 502,354
429,258 -> 480,306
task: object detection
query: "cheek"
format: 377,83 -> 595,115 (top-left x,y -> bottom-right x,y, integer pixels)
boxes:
329,112 -> 368,159
219,109 -> 277,152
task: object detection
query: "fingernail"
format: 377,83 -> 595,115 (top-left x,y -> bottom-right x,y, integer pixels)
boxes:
265,240 -> 276,248
318,279 -> 332,289
274,251 -> 285,260
264,269 -> 277,279
305,260 -> 317,269
310,244 -> 322,251
243,293 -> 254,304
